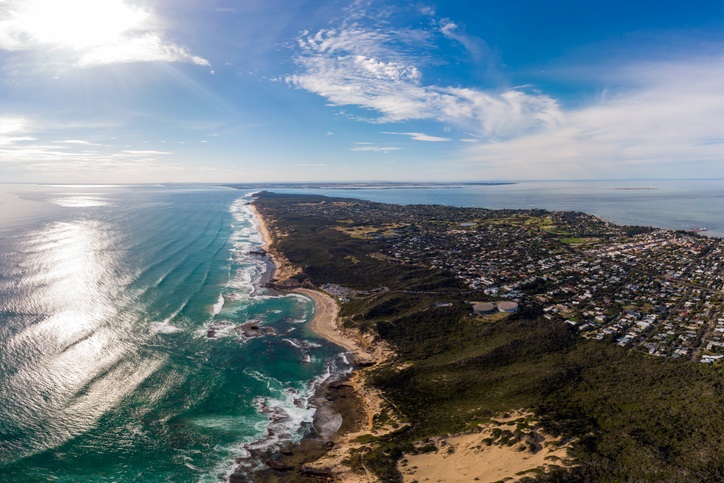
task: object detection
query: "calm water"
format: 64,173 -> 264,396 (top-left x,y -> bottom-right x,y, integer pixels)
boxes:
0,184 -> 347,481
272,179 -> 724,237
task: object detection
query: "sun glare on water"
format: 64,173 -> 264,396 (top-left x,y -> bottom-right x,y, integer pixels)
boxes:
13,0 -> 148,49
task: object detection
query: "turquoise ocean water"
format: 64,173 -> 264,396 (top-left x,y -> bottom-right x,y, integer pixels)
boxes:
0,185 -> 347,481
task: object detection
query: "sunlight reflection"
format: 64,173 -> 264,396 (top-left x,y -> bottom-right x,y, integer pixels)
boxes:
50,196 -> 110,207
0,218 -> 164,461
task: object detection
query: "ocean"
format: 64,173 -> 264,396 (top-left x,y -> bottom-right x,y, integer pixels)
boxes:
0,184 -> 347,481
1,179 -> 723,482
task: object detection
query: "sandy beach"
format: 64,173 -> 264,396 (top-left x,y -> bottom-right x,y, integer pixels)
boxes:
249,203 -> 300,282
292,288 -> 378,362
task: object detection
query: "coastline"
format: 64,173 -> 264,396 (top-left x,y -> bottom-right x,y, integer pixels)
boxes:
248,200 -> 391,482
247,195 -> 578,482
249,204 -> 301,282
250,202 -> 374,363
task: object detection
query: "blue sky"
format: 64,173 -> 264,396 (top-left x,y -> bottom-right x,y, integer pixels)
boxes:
1,0 -> 724,182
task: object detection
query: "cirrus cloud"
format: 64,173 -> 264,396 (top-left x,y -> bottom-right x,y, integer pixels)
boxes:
0,115 -> 182,178
287,24 -> 561,139
383,131 -> 450,142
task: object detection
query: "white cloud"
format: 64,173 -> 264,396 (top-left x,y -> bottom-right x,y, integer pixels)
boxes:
62,140 -> 92,145
350,146 -> 401,152
419,6 -> 436,16
290,6 -> 724,180
0,117 -> 34,145
0,136 -> 34,145
0,0 -> 209,66
288,26 -> 561,138
460,58 -> 724,179
383,131 -> 450,142
78,34 -> 209,66
439,20 -> 494,64
0,117 -> 26,134
119,150 -> 172,156
0,116 -> 180,176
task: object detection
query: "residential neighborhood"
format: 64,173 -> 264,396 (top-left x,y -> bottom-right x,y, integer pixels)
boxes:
276,196 -> 724,363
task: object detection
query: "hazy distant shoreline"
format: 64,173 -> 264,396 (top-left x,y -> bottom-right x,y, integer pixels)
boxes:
224,181 -> 515,190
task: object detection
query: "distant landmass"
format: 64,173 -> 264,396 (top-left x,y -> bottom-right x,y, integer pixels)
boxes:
224,181 -> 515,190
613,187 -> 659,190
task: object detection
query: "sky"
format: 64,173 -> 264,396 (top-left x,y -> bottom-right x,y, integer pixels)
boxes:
1,0 -> 724,183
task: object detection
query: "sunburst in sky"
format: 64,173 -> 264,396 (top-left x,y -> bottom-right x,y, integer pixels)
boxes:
10,0 -> 148,49
1,0 -> 723,183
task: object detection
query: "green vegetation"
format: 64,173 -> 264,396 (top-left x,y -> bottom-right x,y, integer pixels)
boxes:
254,192 -> 724,482
541,226 -> 571,236
559,237 -> 595,244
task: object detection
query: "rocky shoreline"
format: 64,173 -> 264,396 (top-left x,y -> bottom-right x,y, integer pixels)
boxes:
229,202 -> 382,482
227,375 -> 365,483
244,378 -> 366,482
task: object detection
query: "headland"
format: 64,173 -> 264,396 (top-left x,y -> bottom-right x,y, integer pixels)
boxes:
248,201 -> 396,482
244,190 -> 724,482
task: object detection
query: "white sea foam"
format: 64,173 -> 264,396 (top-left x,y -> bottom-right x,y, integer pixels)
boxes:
196,320 -> 237,339
219,196 -> 274,306
205,356 -> 353,481
287,293 -> 310,302
150,321 -> 182,334
282,338 -> 322,350
240,353 -> 351,444
211,293 -> 225,316
244,369 -> 286,393
282,338 -> 302,349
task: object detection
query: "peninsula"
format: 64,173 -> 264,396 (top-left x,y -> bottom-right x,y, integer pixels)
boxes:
249,191 -> 724,482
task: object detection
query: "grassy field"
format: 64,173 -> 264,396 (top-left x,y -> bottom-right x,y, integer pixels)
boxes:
560,237 -> 599,245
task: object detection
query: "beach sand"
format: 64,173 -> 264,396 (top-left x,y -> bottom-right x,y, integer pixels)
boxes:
399,411 -> 572,483
293,288 -> 377,363
249,204 -> 300,282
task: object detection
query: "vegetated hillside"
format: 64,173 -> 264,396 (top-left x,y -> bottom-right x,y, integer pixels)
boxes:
254,191 -> 724,482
